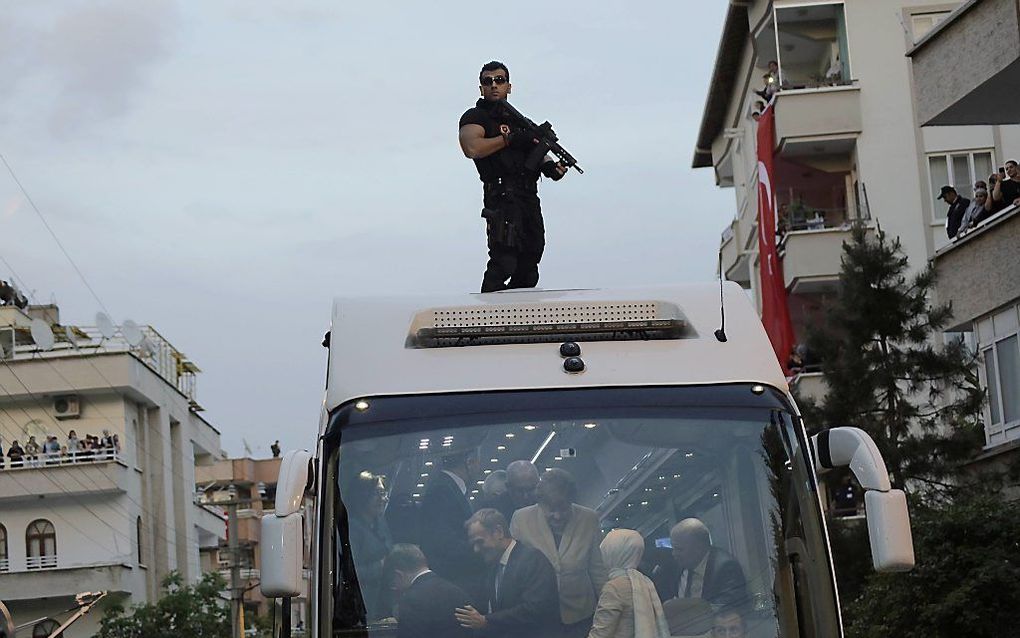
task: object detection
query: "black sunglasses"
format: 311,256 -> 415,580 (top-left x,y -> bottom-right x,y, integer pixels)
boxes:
480,76 -> 508,87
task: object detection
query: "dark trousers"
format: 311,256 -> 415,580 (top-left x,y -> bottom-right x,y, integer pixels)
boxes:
480,183 -> 545,293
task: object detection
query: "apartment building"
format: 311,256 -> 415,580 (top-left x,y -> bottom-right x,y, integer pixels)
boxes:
908,0 -> 1020,477
0,303 -> 224,637
694,0 -> 1020,405
196,456 -> 311,632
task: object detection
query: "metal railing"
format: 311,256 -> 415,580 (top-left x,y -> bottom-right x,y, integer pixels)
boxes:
3,322 -> 200,406
26,555 -> 58,570
2,450 -> 121,471
0,557 -> 8,573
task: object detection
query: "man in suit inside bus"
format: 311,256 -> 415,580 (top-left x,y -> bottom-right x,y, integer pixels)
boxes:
387,543 -> 472,638
419,449 -> 484,599
454,508 -> 559,638
655,518 -> 748,607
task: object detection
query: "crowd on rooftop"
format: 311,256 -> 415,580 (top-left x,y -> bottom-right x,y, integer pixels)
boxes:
0,429 -> 120,469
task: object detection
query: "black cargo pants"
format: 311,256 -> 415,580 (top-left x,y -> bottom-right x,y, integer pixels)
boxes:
480,179 -> 545,293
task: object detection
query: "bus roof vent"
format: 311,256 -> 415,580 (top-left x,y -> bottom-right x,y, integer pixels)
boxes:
407,300 -> 694,348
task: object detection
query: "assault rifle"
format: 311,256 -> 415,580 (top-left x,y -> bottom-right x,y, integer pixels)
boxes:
497,100 -> 584,175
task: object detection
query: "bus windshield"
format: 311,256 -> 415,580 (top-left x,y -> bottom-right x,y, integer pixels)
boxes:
321,386 -> 839,638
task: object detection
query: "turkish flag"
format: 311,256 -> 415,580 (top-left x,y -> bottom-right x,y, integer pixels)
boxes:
755,102 -> 796,374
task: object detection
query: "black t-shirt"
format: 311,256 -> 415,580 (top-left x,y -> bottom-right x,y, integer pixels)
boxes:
459,99 -> 537,183
999,179 -> 1020,206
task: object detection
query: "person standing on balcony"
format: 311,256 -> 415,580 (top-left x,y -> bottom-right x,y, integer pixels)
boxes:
7,440 -> 24,467
991,159 -> 1020,210
23,436 -> 40,465
937,185 -> 969,239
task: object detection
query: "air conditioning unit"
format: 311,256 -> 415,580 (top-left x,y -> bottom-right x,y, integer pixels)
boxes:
53,395 -> 81,419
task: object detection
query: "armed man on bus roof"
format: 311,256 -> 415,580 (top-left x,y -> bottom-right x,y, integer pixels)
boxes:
458,61 -> 581,293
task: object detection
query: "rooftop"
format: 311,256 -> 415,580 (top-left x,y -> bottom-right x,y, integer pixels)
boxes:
0,305 -> 203,410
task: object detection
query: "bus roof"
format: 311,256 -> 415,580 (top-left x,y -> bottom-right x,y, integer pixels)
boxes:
324,283 -> 788,412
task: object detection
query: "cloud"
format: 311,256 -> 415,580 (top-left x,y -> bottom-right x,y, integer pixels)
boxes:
9,1 -> 180,137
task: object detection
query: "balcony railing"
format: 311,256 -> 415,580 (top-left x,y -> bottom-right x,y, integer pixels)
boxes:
0,557 -> 9,572
0,319 -> 201,407
2,450 -> 121,471
26,555 -> 58,570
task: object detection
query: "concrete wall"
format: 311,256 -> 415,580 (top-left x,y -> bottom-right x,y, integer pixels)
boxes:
933,207 -> 1020,328
911,0 -> 1020,125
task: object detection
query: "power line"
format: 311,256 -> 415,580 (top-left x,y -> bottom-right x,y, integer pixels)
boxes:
0,359 -> 196,553
0,153 -> 110,316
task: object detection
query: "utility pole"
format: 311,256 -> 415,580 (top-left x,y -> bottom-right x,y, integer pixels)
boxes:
228,500 -> 242,638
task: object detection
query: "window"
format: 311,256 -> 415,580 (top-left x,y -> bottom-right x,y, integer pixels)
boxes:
775,3 -> 852,88
25,519 -> 56,569
928,150 -> 994,218
911,11 -> 951,42
978,305 -> 1020,446
0,524 -> 8,572
324,387 -> 840,635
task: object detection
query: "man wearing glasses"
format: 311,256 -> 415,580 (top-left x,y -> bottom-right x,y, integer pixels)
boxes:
459,60 -> 568,293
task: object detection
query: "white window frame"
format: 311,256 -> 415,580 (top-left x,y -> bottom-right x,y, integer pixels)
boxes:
772,2 -> 854,88
978,305 -> 1020,447
926,149 -> 996,220
910,10 -> 952,43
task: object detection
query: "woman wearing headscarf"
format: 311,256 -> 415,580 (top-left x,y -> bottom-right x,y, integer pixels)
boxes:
589,529 -> 671,638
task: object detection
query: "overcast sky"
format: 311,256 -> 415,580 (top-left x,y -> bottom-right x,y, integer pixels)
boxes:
0,1 -> 733,457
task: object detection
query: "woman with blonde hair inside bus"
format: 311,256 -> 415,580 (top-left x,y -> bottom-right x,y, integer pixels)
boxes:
588,529 -> 670,638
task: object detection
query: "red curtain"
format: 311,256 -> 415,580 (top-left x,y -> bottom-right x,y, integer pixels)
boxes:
755,103 -> 796,374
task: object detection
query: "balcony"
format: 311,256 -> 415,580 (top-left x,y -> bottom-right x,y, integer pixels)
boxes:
0,557 -> 8,572
0,561 -> 134,601
26,555 -> 58,570
909,0 -> 1020,126
0,452 -> 129,502
780,223 -> 874,295
933,205 -> 1020,330
773,86 -> 861,152
790,372 -> 827,406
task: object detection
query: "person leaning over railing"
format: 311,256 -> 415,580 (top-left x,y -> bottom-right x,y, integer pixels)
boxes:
7,440 -> 24,468
957,188 -> 992,236
990,160 -> 1020,212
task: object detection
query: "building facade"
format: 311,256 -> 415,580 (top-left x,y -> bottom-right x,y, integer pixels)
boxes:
196,456 -> 311,633
695,0 -> 1020,407
910,0 -> 1020,478
0,303 -> 224,637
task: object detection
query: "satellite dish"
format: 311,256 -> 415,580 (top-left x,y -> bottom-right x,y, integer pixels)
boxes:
64,326 -> 79,349
122,319 -> 144,346
30,318 -> 55,351
96,312 -> 116,339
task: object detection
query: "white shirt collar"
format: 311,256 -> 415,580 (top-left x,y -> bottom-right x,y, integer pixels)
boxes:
499,539 -> 517,567
443,469 -> 467,495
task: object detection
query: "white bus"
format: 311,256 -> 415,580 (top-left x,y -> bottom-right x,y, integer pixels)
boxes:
261,284 -> 913,638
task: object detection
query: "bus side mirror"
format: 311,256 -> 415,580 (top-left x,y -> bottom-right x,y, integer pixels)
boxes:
810,427 -> 915,572
261,450 -> 313,597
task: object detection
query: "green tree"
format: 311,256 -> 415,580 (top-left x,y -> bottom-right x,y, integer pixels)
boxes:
794,225 -> 1020,634
844,494 -> 1020,638
798,224 -> 985,497
97,571 -> 229,638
